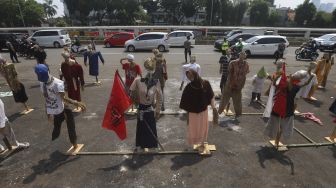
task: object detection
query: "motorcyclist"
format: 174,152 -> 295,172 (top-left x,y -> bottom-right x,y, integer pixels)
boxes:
235,38 -> 244,53
304,38 -> 317,56
72,35 -> 81,52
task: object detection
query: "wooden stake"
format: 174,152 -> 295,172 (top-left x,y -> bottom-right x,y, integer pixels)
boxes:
20,108 -> 34,115
66,144 -> 84,156
269,140 -> 288,151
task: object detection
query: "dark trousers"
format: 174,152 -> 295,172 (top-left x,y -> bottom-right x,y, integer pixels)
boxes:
52,109 -> 77,145
184,48 -> 191,62
274,52 -> 284,63
9,51 -> 19,62
251,92 -> 261,102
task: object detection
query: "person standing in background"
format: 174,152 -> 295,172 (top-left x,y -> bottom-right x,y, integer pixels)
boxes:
184,36 -> 192,63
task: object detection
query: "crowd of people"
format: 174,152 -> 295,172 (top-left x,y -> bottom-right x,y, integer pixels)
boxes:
0,37 -> 336,156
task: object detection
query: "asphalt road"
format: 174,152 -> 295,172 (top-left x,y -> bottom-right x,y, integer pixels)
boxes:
0,45 -> 335,188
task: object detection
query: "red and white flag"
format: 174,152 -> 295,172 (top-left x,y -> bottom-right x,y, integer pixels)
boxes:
102,70 -> 132,140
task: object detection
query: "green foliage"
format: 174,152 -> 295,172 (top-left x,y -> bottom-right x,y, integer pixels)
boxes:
295,0 -> 316,26
43,0 -> 58,19
332,9 -> 336,26
267,10 -> 281,26
0,0 -> 45,27
250,0 -> 269,26
311,11 -> 333,28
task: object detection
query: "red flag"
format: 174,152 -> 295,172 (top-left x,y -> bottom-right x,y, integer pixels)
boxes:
102,70 -> 132,140
272,63 -> 287,118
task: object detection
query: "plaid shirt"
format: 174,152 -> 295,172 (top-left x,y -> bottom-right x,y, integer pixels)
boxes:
219,55 -> 229,76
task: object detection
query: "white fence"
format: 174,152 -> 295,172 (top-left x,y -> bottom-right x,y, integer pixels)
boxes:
1,26 -> 336,38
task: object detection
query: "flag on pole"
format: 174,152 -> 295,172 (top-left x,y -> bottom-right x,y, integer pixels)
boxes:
272,63 -> 287,118
102,70 -> 132,140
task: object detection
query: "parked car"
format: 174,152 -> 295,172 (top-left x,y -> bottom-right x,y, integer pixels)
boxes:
29,29 -> 71,48
104,32 -> 135,47
214,33 -> 258,50
167,30 -> 195,46
224,30 -> 242,38
242,35 -> 289,57
124,32 -> 169,52
0,33 -> 17,51
314,33 -> 336,52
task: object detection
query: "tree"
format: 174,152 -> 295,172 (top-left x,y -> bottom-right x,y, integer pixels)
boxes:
267,10 -> 281,26
182,0 -> 197,18
230,2 -> 248,26
141,0 -> 159,24
160,0 -> 183,24
295,0 -> 316,26
332,9 -> 336,26
250,0 -> 269,26
22,0 -> 45,26
312,11 -> 332,28
0,0 -> 45,27
43,0 -> 58,20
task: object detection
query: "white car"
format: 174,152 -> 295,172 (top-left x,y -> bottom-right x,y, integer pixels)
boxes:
167,30 -> 195,46
242,35 -> 289,56
124,32 -> 169,52
29,29 -> 71,48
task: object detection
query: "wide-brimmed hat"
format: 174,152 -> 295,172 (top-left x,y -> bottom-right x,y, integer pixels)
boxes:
152,49 -> 159,55
308,61 -> 317,70
190,55 -> 196,63
61,52 -> 70,59
257,66 -> 268,78
127,54 -> 134,61
144,58 -> 155,71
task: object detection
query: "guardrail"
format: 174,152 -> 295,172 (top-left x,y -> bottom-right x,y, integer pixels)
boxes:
1,26 -> 336,39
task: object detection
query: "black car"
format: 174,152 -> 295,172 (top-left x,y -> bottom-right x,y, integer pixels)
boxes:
0,33 -> 18,51
214,33 -> 258,50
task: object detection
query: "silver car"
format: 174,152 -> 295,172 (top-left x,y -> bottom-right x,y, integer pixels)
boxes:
124,32 -> 169,52
314,33 -> 336,52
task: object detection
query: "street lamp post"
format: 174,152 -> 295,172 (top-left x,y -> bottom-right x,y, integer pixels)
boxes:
16,0 -> 25,27
209,0 -> 214,26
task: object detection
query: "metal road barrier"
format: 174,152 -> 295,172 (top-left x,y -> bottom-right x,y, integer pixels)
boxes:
1,26 -> 336,39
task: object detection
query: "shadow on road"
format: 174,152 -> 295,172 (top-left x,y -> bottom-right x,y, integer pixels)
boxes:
7,112 -> 24,122
99,154 -> 154,171
23,151 -> 80,184
256,146 -> 295,175
170,154 -> 206,171
303,99 -> 323,108
329,146 -> 336,159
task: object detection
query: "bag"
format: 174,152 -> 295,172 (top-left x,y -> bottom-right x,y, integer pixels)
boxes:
329,99 -> 336,115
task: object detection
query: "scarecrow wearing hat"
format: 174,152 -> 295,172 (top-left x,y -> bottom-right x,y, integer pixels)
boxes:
314,53 -> 334,89
34,64 -> 86,150
83,45 -> 104,84
129,58 -> 162,151
264,64 -> 314,148
152,49 -> 168,111
180,56 -> 201,91
61,52 -> 85,112
294,62 -> 318,101
120,54 -> 142,91
263,59 -> 286,118
251,66 -> 268,103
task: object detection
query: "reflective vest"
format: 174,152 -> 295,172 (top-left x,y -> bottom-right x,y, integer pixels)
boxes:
222,41 -> 229,51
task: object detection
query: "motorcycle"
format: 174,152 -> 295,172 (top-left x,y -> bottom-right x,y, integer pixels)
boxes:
71,44 -> 87,56
295,43 -> 307,55
296,48 -> 319,61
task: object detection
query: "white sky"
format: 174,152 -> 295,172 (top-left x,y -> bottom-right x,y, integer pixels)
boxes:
274,0 -> 335,8
36,0 -> 64,17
